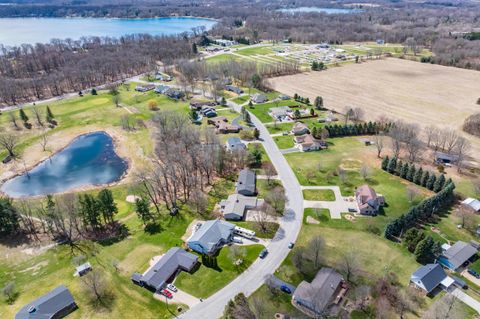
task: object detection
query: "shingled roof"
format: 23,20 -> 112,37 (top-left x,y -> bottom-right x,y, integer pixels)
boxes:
16,285 -> 77,319
236,169 -> 256,196
410,264 -> 447,293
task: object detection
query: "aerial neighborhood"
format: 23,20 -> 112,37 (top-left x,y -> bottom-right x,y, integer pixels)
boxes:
1,1 -> 480,319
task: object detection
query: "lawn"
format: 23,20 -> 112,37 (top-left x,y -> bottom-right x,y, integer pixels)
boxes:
175,244 -> 264,298
247,100 -> 307,123
272,135 -> 295,149
247,285 -> 306,318
303,189 -> 336,201
266,122 -> 293,134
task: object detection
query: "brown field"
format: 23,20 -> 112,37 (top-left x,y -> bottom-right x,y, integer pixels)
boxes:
270,58 -> 480,163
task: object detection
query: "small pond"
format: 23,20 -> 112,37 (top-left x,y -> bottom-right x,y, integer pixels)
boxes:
278,7 -> 363,14
1,131 -> 128,198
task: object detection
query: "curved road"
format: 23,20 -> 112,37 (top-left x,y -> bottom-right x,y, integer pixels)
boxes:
180,102 -> 304,319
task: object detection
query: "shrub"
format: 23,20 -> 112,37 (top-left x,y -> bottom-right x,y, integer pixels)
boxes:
148,100 -> 159,111
463,112 -> 480,137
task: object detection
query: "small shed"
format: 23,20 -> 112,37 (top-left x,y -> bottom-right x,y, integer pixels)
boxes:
75,262 -> 92,277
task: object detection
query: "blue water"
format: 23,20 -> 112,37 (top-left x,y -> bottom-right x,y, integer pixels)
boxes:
0,17 -> 217,46
1,132 -> 128,198
278,7 -> 363,14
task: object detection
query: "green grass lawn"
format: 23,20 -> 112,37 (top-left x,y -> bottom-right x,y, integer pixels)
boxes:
247,284 -> 306,318
273,135 -> 295,149
175,244 -> 264,298
247,100 -> 306,123
302,189 -> 336,201
266,122 -> 293,134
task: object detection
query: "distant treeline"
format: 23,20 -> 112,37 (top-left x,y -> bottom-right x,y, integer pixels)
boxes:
325,122 -> 391,137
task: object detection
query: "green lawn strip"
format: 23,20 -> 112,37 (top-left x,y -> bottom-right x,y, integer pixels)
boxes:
175,244 -> 264,298
232,221 -> 279,239
302,189 -> 336,201
272,135 -> 294,149
232,95 -> 249,105
256,179 -> 282,198
247,284 -> 306,318
266,122 -> 293,134
247,100 -> 308,123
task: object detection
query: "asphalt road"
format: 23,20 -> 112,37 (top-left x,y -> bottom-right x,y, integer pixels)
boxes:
180,102 -> 304,319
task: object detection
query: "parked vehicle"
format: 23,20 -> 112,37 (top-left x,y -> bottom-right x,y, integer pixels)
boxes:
468,269 -> 480,279
160,289 -> 173,299
259,249 -> 268,259
348,208 -> 357,213
280,285 -> 292,294
167,284 -> 177,292
232,237 -> 243,244
288,242 -> 295,249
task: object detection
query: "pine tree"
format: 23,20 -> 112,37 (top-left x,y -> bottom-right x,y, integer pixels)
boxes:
19,109 -> 29,124
426,174 -> 437,191
253,128 -> 260,139
404,228 -> 425,253
399,162 -> 408,178
433,174 -> 446,192
46,106 -> 54,123
221,96 -> 227,106
305,98 -> 310,105
91,88 -> 97,95
97,189 -> 118,225
248,100 -> 253,108
406,164 -> 416,182
381,156 -> 389,171
414,167 -> 423,185
387,157 -> 397,174
421,171 -> 430,187
135,197 -> 153,226
314,96 -> 323,110
414,236 -> 436,264
0,198 -> 20,235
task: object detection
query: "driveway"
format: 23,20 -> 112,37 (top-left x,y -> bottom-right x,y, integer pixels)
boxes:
302,186 -> 357,219
450,288 -> 480,314
268,275 -> 296,293
154,289 -> 200,308
180,101 -> 304,319
281,147 -> 300,154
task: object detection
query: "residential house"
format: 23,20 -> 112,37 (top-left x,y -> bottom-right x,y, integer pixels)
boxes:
135,85 -> 155,92
187,220 -> 235,255
154,85 -> 170,94
269,106 -> 291,121
131,247 -> 198,292
155,73 -> 173,81
292,268 -> 347,318
251,93 -> 268,104
220,194 -> 262,220
15,285 -> 77,319
225,85 -> 243,95
236,169 -> 256,196
438,241 -> 478,271
291,122 -> 310,135
278,94 -> 290,100
75,262 -> 92,277
215,39 -> 236,46
410,263 -> 453,294
355,185 -> 385,216
190,100 -> 217,110
165,88 -> 185,100
462,198 -> 480,213
294,134 -> 327,152
317,43 -> 330,49
226,137 -> 246,152
435,152 -> 459,165
208,116 -> 241,134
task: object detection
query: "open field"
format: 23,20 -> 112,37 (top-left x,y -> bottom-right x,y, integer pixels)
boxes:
270,58 -> 480,163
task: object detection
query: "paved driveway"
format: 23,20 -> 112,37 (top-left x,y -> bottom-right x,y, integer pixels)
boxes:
450,287 -> 480,314
180,102 -> 304,319
302,186 -> 357,219
154,289 -> 200,308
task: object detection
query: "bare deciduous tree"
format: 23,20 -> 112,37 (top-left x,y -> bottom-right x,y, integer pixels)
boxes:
0,131 -> 19,157
373,133 -> 385,158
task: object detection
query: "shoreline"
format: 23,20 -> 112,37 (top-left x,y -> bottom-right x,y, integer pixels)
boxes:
0,128 -> 135,199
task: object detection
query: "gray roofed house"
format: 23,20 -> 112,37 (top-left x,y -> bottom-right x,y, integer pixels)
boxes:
226,137 -> 246,152
133,247 -> 198,292
225,85 -> 243,94
462,198 -> 480,212
187,220 -> 235,255
268,106 -> 291,121
439,241 -> 478,271
16,285 -> 77,319
220,193 -> 262,220
435,152 -> 459,164
292,268 -> 345,317
251,93 -> 268,104
236,169 -> 256,196
410,263 -> 447,293
155,85 -> 170,94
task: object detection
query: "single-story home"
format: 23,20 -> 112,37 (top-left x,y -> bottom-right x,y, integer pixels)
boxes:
355,185 -> 385,216
208,116 -> 241,134
438,241 -> 478,271
165,88 -> 185,100
236,169 -> 256,196
131,247 -> 198,292
225,85 -> 243,95
190,100 -> 217,110
220,193 -> 262,220
215,39 -> 236,46
155,73 -> 173,81
291,122 -> 309,135
226,137 -> 246,152
294,134 -> 327,152
154,85 -> 170,94
462,198 -> 480,213
15,285 -> 77,319
292,268 -> 346,318
75,262 -> 92,277
410,263 -> 453,294
251,93 -> 268,104
135,85 -> 155,92
278,94 -> 290,100
435,152 -> 459,165
187,220 -> 235,255
268,106 -> 291,121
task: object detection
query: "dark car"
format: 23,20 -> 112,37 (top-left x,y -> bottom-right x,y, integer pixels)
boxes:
288,242 -> 295,249
468,269 -> 480,279
280,285 -> 292,294
259,249 -> 268,259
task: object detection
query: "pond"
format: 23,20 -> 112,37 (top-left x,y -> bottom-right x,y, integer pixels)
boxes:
278,7 -> 363,14
0,17 -> 217,46
1,132 -> 128,198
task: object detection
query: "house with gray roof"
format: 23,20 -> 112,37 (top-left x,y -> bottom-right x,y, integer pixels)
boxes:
268,106 -> 291,121
131,247 -> 198,292
236,169 -> 256,196
462,198 -> 480,213
251,93 -> 268,104
226,137 -> 246,152
220,193 -> 262,220
16,285 -> 77,319
292,268 -> 346,318
225,85 -> 243,95
187,220 -> 235,255
438,241 -> 478,271
410,263 -> 452,294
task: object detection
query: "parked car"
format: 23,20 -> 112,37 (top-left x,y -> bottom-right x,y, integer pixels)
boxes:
232,237 -> 243,244
259,249 -> 268,259
160,289 -> 173,299
282,131 -> 289,136
288,242 -> 295,249
468,269 -> 480,279
167,283 -> 177,292
348,208 -> 357,213
280,285 -> 292,294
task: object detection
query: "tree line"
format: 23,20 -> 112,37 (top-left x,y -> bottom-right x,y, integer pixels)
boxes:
325,121 -> 391,138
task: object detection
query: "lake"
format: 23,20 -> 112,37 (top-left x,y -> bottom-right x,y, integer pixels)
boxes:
0,17 -> 217,46
1,132 -> 128,198
278,7 -> 363,14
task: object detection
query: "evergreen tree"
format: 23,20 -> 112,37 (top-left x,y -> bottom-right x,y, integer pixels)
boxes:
397,161 -> 406,177
305,97 -> 310,105
445,178 -> 453,187
414,167 -> 423,185
91,88 -> 97,95
311,61 -> 318,71
414,236 -> 437,264
19,109 -> 29,124
293,93 -> 298,100
253,128 -> 260,140
310,108 -> 315,116
0,198 -> 20,236
46,106 -> 54,123
312,127 -> 318,139
426,174 -> 436,190
97,189 -> 118,225
135,197 -> 153,226
381,156 -> 389,171
79,194 -> 100,229
248,100 -> 253,108
421,171 -> 430,187
433,174 -> 446,192
314,96 -> 323,110
247,147 -> 262,167
244,112 -> 251,124
403,228 -> 425,253
387,157 -> 397,174
221,96 -> 227,106
406,164 -> 416,182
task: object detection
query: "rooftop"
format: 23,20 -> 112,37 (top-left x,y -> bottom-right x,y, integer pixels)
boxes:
16,285 -> 76,319
221,193 -> 260,220
236,169 -> 256,195
188,220 -> 235,254
442,241 -> 478,270
411,263 -> 447,293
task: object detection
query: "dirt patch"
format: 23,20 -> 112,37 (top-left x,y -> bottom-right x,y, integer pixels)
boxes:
19,260 -> 48,274
270,58 -> 480,165
182,219 -> 203,242
118,244 -> 164,274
